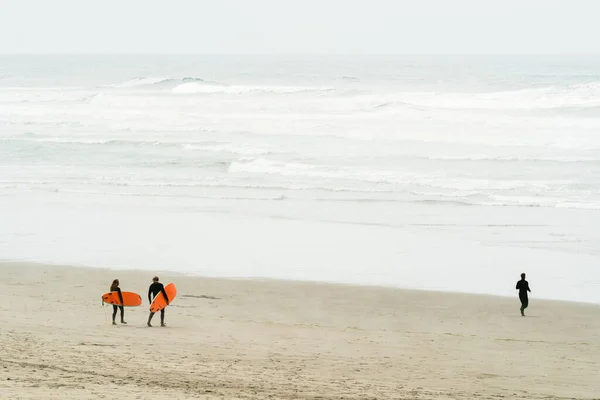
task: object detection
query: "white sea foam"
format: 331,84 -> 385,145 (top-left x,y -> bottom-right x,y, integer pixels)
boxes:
391,82 -> 600,110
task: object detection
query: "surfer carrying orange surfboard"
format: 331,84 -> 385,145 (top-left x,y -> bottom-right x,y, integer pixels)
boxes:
147,276 -> 169,327
109,279 -> 127,325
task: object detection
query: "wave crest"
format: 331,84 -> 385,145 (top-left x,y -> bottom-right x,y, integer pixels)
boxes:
172,82 -> 334,95
106,77 -> 205,88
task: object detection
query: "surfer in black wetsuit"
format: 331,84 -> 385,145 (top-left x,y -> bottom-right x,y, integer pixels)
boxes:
147,276 -> 169,327
110,279 -> 127,325
516,273 -> 531,316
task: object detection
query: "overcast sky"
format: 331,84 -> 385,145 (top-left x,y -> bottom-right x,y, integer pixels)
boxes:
0,0 -> 597,54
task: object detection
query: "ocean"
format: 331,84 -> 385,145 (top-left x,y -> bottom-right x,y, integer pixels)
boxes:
1,55 -> 599,303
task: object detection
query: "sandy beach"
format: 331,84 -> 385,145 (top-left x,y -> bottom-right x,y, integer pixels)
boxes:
1,261 -> 599,399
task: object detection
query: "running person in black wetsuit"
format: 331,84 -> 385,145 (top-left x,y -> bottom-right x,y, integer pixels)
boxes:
147,276 -> 169,327
110,279 -> 127,325
516,273 -> 531,316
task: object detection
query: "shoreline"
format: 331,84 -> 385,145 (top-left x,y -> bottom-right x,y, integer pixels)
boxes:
1,260 -> 599,399
2,258 -> 599,306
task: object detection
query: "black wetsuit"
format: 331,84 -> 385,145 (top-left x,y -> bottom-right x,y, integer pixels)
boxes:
516,279 -> 531,313
112,287 -> 125,323
148,282 -> 169,325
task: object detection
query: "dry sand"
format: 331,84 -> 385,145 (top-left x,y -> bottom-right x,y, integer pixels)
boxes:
0,261 -> 599,399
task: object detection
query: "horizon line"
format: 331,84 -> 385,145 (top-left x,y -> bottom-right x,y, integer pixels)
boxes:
1,52 -> 600,57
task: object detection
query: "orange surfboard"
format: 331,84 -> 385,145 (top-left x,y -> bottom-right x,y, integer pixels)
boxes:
102,291 -> 142,307
149,283 -> 177,313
